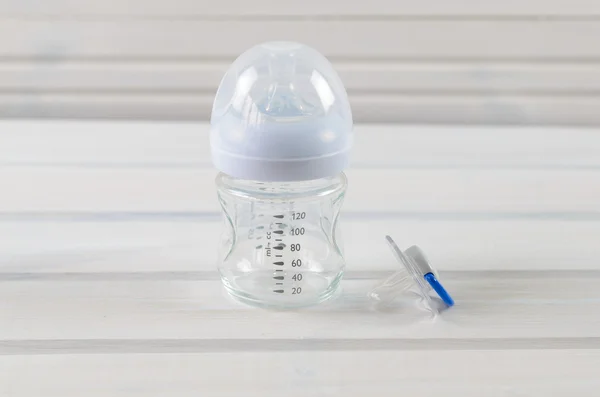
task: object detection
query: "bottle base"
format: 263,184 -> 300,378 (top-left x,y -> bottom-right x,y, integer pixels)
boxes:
221,273 -> 343,309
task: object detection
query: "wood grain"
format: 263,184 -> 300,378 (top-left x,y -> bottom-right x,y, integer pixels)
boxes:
2,122 -> 600,168
2,351 -> 599,397
3,0 -> 600,16
4,61 -> 600,93
1,219 -> 599,273
3,1 -> 600,124
1,121 -> 599,395
4,92 -> 600,125
1,276 -> 600,340
3,167 -> 600,212
2,20 -> 599,59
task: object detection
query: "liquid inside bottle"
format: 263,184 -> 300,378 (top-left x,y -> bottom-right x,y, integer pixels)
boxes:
216,172 -> 347,308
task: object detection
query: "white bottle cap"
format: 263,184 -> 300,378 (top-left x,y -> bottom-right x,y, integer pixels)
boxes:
210,42 -> 353,181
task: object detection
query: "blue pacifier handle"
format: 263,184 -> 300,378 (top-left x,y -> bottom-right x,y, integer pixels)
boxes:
424,272 -> 454,307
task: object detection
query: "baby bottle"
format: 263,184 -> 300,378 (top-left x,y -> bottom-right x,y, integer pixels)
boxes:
210,42 -> 353,308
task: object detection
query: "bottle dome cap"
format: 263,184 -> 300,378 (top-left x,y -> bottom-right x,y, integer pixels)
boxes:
210,42 -> 353,181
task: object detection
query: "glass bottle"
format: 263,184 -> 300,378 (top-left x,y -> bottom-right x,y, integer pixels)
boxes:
210,42 -> 353,308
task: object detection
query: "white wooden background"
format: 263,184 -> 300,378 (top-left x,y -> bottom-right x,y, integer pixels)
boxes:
2,0 -> 600,125
2,120 -> 600,395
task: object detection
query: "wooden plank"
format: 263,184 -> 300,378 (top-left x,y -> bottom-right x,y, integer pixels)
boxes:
0,92 -> 212,120
351,94 -> 600,126
2,167 -> 600,213
0,121 -> 210,167
1,276 -> 599,339
2,121 -> 599,168
1,219 -> 599,273
1,20 -> 599,59
3,0 -> 600,17
2,351 -> 599,397
4,61 -> 600,93
3,93 -> 600,125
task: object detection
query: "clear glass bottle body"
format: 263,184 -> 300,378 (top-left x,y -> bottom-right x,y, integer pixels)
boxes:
216,172 -> 347,308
